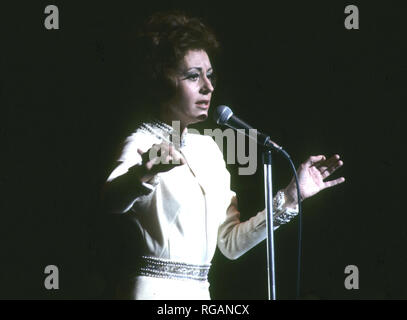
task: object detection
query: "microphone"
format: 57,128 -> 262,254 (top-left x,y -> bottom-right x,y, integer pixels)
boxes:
213,105 -> 283,152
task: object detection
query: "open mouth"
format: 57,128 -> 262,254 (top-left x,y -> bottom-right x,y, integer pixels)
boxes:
196,100 -> 210,109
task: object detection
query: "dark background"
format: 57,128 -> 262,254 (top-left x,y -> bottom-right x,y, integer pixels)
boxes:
1,0 -> 406,299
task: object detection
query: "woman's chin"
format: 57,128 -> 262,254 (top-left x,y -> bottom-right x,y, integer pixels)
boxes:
197,114 -> 208,121
186,112 -> 208,126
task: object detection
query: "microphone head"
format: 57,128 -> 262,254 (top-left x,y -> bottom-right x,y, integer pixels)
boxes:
214,105 -> 233,125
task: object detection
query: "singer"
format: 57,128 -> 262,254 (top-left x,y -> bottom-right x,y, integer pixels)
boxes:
102,10 -> 345,300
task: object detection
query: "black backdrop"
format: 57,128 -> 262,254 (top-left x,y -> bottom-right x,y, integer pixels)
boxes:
1,0 -> 406,299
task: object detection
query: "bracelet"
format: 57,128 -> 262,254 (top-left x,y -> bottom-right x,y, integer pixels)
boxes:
273,190 -> 299,226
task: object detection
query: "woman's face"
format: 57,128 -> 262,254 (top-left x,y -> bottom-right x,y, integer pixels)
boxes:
162,49 -> 215,129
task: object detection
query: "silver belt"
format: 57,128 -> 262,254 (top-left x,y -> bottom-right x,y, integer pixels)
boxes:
136,256 -> 211,282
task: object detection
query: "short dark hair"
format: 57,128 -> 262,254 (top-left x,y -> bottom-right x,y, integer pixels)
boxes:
134,10 -> 220,113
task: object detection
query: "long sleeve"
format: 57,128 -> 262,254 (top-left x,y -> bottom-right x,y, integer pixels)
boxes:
104,131 -> 159,214
217,190 -> 298,260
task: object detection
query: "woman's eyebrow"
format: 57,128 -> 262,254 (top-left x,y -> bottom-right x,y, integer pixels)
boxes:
185,67 -> 213,73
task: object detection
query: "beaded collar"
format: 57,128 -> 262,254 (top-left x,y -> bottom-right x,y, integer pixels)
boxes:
140,119 -> 187,149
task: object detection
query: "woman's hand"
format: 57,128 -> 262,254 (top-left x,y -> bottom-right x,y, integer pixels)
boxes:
137,142 -> 186,182
103,142 -> 186,214
284,154 -> 345,208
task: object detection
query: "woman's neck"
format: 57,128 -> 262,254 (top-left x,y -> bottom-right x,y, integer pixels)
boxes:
158,110 -> 188,136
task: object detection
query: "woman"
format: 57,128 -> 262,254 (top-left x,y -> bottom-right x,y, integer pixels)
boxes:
103,11 -> 345,300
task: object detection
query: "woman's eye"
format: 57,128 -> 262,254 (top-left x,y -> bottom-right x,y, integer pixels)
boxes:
187,73 -> 199,81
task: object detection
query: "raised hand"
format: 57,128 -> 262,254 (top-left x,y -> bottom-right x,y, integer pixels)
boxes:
137,142 -> 186,182
284,154 -> 345,207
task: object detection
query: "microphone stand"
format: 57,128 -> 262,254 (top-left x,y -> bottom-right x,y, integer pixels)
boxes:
214,106 -> 296,300
263,150 -> 276,300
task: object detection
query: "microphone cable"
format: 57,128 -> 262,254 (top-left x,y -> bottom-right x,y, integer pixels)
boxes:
278,148 -> 302,300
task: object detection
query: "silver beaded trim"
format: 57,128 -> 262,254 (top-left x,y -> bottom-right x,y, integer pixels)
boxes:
140,119 -> 186,148
274,209 -> 298,224
273,190 -> 299,225
136,256 -> 211,282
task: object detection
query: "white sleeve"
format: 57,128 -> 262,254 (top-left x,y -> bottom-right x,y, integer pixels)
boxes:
217,189 -> 298,260
106,132 -> 159,197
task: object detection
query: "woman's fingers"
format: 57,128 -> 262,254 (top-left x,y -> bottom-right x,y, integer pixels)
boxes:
323,176 -> 346,189
315,154 -> 338,168
162,144 -> 185,165
317,154 -> 345,187
306,155 -> 326,166
326,160 -> 343,177
319,155 -> 344,179
142,142 -> 186,173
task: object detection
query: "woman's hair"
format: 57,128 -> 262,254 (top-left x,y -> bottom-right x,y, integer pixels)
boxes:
133,10 -> 220,113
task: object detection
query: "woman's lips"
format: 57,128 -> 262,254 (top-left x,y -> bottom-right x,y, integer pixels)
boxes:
196,100 -> 210,109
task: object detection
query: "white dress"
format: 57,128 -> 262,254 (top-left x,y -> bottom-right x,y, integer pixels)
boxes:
106,120 -> 298,300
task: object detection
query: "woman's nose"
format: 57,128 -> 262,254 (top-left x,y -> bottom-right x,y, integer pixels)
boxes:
200,75 -> 214,94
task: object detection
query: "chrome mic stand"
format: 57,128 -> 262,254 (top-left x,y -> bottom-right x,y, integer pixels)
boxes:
263,150 -> 276,300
